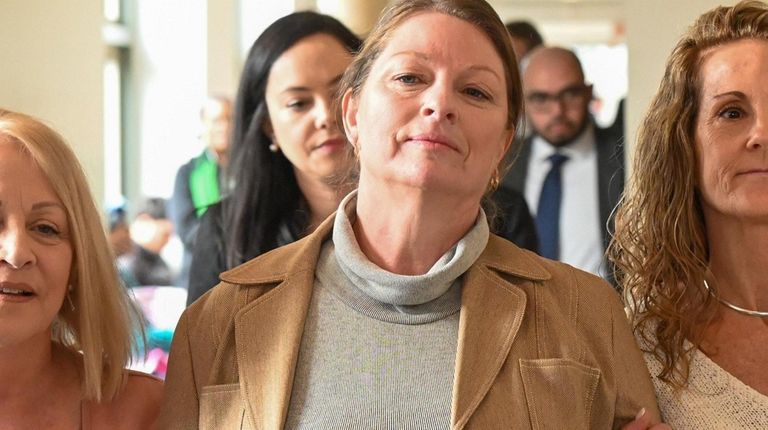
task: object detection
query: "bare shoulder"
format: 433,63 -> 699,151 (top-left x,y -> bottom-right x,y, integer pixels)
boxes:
89,370 -> 164,430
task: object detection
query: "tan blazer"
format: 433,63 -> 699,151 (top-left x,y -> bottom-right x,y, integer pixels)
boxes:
160,215 -> 660,429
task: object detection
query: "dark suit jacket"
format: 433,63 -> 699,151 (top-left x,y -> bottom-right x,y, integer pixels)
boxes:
501,126 -> 624,279
170,151 -> 224,290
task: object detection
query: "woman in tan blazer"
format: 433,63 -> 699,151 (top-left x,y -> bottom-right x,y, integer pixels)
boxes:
161,1 -> 666,428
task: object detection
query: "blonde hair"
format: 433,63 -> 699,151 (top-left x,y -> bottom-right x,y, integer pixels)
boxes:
0,109 -> 141,401
608,0 -> 768,388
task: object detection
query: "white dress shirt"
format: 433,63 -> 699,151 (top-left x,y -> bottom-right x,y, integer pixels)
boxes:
524,124 -> 606,278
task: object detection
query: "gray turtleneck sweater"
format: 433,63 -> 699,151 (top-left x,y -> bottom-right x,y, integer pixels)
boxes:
284,192 -> 489,429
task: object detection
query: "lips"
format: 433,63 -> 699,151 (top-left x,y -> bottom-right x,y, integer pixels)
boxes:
406,133 -> 459,151
0,282 -> 35,301
312,137 -> 345,152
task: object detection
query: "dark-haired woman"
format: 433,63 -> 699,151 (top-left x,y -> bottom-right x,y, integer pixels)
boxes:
185,12 -> 362,304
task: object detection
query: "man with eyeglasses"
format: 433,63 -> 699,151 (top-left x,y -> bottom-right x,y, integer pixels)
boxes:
501,47 -> 623,284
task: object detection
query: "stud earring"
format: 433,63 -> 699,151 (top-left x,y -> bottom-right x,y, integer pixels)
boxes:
269,143 -> 279,153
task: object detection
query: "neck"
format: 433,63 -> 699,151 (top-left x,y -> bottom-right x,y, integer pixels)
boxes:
705,211 -> 768,311
0,335 -> 81,428
0,331 -> 56,400
353,177 -> 480,275
294,170 -> 343,232
208,146 -> 228,167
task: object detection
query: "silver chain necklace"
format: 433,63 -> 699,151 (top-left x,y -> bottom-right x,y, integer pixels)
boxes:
703,279 -> 768,318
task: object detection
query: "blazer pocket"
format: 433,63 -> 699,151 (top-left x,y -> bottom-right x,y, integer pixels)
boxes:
199,383 -> 251,430
519,358 -> 600,430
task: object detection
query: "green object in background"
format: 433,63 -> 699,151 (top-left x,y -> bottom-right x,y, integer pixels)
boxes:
189,152 -> 221,218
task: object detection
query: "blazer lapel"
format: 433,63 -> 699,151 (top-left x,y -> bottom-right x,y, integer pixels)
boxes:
224,216 -> 336,429
450,237 -> 549,429
234,270 -> 314,429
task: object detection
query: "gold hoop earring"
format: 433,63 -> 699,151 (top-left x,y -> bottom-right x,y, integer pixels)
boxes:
488,168 -> 501,192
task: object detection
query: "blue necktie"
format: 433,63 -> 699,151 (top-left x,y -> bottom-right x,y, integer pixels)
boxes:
535,153 -> 569,260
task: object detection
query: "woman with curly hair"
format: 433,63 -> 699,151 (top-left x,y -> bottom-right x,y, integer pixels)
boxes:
610,1 -> 768,427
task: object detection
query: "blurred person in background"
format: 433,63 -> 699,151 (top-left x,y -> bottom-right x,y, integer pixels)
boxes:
185,12 -> 362,305
170,96 -> 232,290
118,198 -> 174,287
502,46 -> 623,282
505,20 -> 543,63
0,109 -> 162,429
610,1 -> 768,427
107,206 -> 132,258
160,1 -> 665,428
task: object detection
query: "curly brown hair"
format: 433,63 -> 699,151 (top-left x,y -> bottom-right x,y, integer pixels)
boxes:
608,0 -> 768,389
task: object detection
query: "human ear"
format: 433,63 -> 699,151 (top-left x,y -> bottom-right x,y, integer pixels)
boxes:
496,127 -> 515,163
341,89 -> 359,148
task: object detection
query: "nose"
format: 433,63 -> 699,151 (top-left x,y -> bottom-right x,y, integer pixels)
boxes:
0,226 -> 36,270
420,80 -> 458,124
747,112 -> 768,150
314,96 -> 334,130
550,98 -> 567,116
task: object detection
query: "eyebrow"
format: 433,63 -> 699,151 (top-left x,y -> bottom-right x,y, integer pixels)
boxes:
280,74 -> 345,95
389,51 -> 502,82
711,90 -> 747,100
0,200 -> 64,213
31,201 -> 66,212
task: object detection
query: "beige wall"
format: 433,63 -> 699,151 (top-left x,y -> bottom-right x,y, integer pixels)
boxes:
624,0 -> 736,160
207,0 -> 240,96
317,0 -> 389,36
0,0 -> 105,204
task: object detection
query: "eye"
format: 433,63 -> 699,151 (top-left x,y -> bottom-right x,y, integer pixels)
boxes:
394,74 -> 421,85
560,88 -> 582,102
719,106 -> 744,120
527,93 -> 548,105
286,99 -> 311,111
33,223 -> 60,237
464,87 -> 490,101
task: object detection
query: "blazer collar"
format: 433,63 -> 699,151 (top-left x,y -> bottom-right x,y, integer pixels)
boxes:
450,234 -> 548,429
221,214 -> 551,429
223,215 -> 334,429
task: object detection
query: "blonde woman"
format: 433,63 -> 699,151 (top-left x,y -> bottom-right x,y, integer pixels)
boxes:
0,109 -> 162,429
610,1 -> 768,427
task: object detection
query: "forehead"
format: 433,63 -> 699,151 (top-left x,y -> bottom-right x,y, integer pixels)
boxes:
267,33 -> 351,91
376,11 -> 505,74
523,53 -> 583,90
202,100 -> 231,120
697,38 -> 768,96
0,142 -> 60,207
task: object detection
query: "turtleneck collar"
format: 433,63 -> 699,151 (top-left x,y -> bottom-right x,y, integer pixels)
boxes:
321,190 -> 488,324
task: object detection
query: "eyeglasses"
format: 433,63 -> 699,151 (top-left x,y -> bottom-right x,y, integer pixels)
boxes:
525,85 -> 591,112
